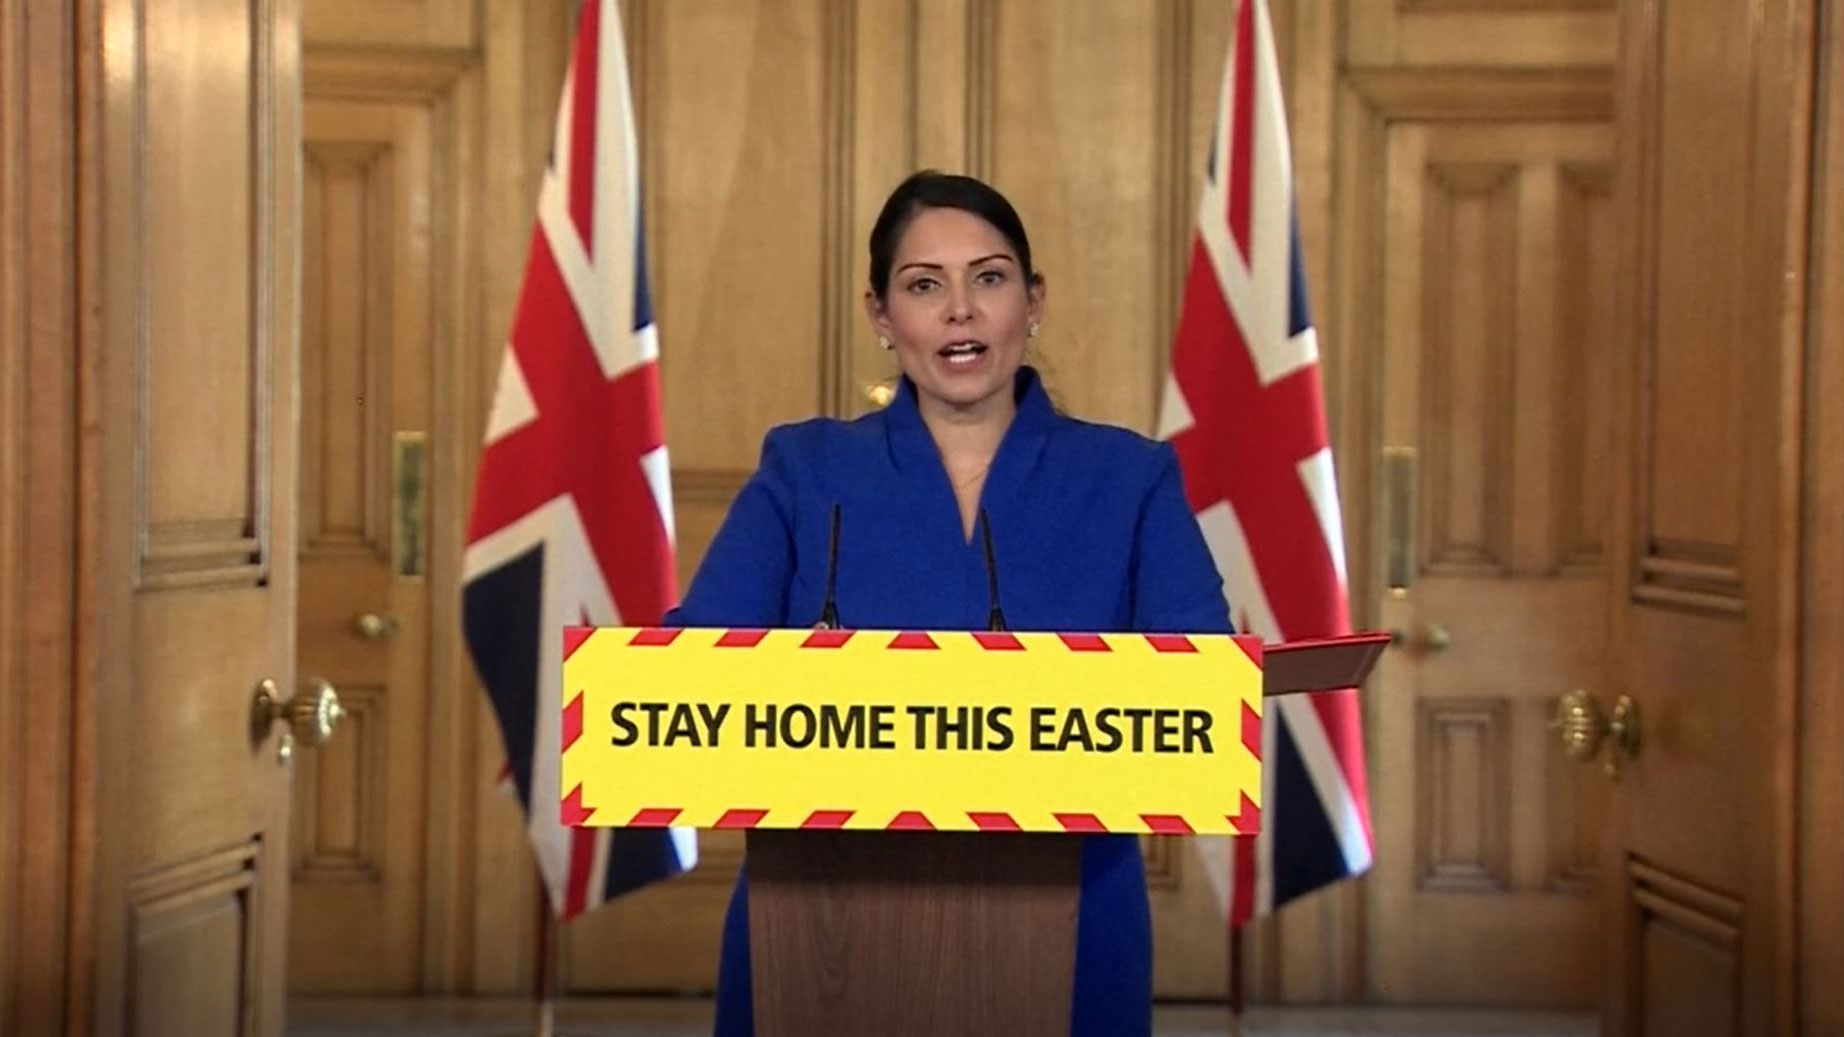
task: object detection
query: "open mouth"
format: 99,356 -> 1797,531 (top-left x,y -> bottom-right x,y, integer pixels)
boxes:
938,341 -> 989,367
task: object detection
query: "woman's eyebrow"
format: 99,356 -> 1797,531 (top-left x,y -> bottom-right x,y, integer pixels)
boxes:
895,254 -> 1016,275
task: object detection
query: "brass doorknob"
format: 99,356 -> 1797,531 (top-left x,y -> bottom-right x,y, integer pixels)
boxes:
354,612 -> 400,640
253,677 -> 345,762
1389,622 -> 1451,654
288,677 -> 345,746
1552,689 -> 1640,780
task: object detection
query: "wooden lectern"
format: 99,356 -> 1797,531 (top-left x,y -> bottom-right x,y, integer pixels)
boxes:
747,830 -> 1082,1034
742,632 -> 1388,1035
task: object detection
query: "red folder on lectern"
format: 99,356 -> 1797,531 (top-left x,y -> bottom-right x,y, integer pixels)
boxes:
1262,631 -> 1392,696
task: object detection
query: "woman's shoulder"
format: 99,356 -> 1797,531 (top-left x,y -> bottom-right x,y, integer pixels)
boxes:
1044,411 -> 1178,473
751,410 -> 890,476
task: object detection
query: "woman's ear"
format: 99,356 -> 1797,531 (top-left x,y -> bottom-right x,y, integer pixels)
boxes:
863,290 -> 893,340
1027,273 -> 1047,326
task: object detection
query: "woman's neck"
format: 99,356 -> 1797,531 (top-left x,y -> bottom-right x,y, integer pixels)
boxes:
916,385 -> 1016,465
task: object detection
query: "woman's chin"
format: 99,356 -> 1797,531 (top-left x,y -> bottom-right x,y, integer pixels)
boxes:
916,363 -> 1017,411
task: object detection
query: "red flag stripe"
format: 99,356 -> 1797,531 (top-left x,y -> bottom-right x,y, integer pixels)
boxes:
566,0 -> 601,248
1226,0 -> 1255,263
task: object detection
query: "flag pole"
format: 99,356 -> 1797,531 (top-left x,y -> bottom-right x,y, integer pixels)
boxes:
535,880 -> 557,1037
1228,923 -> 1245,1037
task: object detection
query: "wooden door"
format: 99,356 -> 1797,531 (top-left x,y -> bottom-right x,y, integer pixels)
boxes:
92,0 -> 307,1032
1597,0 -> 1812,1032
1365,113 -> 1615,1005
288,52 -> 475,994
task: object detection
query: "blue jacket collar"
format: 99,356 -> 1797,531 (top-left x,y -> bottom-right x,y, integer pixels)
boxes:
885,366 -> 1054,521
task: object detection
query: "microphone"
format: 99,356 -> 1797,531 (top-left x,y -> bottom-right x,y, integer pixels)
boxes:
979,509 -> 1008,632
815,502 -> 842,629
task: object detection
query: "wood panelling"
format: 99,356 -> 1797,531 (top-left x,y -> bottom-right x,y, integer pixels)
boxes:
302,139 -> 391,558
1605,0 -> 1814,1027
1802,5 -> 1844,1031
841,0 -> 916,415
1627,860 -> 1742,1037
0,5 -> 18,1024
1544,697 -> 1601,893
1360,74 -> 1613,1005
304,0 -> 474,50
988,1 -> 1168,432
0,1 -> 84,1031
128,844 -> 262,1036
1552,163 -> 1615,573
1421,161 -> 1517,576
1415,699 -> 1510,893
650,1 -> 831,469
294,685 -> 386,879
92,0 -> 302,1028
1349,1 -> 1616,68
1630,0 -> 1755,617
287,0 -> 1814,1019
292,48 -> 478,994
137,0 -> 271,593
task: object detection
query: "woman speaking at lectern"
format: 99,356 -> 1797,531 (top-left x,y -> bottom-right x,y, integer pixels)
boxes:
663,170 -> 1232,1036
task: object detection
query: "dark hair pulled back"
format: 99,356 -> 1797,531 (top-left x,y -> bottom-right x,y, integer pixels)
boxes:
867,170 -> 1038,301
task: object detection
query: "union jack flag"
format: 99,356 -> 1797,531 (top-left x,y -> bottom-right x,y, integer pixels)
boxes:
1157,0 -> 1373,928
463,0 -> 695,921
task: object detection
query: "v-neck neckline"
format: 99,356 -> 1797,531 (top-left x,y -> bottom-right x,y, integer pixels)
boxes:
884,366 -> 1054,547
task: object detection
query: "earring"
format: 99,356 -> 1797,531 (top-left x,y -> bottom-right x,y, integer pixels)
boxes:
878,335 -> 892,350
1028,321 -> 1040,339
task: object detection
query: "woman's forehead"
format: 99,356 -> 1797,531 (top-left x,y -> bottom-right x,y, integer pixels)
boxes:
894,208 -> 1015,263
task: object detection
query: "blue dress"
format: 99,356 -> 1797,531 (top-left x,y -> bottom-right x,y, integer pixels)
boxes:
663,365 -> 1232,1035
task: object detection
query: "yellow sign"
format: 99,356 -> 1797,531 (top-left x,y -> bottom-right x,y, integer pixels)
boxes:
560,627 -> 1265,835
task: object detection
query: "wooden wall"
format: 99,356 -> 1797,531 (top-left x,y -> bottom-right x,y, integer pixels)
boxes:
0,1 -> 88,1032
1802,2 -> 1843,1030
286,0 -> 1627,1004
3,0 -> 1842,1027
288,0 -> 1334,999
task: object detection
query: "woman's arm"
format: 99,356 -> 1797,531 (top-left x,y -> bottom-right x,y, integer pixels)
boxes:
663,429 -> 799,628
1129,443 -> 1234,635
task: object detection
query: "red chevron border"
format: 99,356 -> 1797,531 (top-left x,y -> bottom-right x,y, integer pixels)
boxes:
582,628 -> 1269,658
588,806 -> 1251,834
568,629 -> 1265,835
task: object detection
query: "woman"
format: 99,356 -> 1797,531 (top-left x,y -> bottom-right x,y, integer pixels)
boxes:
664,170 -> 1232,1035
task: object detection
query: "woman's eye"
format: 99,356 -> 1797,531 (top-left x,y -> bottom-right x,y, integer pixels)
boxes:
906,277 -> 938,293
976,269 -> 1006,286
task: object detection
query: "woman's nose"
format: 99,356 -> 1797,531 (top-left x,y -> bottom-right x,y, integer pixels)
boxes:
945,283 -> 974,322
